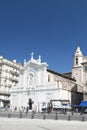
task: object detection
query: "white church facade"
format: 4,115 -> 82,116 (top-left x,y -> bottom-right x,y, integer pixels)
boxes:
10,52 -> 83,112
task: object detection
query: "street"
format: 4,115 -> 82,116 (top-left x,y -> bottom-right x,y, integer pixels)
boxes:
0,118 -> 87,130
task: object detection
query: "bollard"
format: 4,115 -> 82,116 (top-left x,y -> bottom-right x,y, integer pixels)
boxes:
71,111 -> 74,115
82,116 -> 85,122
31,113 -> 34,119
43,114 -> 46,119
68,115 -> 71,121
8,113 -> 11,118
55,113 -> 58,120
19,111 -> 22,118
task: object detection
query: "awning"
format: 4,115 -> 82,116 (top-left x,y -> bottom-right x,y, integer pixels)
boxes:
79,101 -> 87,107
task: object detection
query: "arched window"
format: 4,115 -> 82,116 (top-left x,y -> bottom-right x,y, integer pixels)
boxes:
48,74 -> 50,82
76,58 -> 78,65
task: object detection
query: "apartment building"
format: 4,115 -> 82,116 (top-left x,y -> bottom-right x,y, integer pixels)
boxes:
0,56 -> 22,108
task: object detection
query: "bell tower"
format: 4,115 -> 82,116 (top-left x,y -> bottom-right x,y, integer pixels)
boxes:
72,46 -> 83,85
73,46 -> 83,67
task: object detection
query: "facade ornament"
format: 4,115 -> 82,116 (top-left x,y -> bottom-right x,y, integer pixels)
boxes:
31,52 -> 34,60
24,59 -> 27,66
38,55 -> 41,63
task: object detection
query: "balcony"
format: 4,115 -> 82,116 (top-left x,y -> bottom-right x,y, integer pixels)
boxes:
10,70 -> 19,76
9,77 -> 18,83
0,91 -> 10,96
5,84 -> 12,88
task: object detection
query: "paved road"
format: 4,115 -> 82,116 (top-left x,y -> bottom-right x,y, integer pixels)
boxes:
0,118 -> 87,130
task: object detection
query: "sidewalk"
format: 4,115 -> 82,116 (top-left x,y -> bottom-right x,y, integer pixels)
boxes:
0,118 -> 87,130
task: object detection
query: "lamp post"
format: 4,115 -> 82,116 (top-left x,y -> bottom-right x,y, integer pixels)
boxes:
82,83 -> 85,101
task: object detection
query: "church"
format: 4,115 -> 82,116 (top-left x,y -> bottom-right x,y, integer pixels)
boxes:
10,48 -> 84,112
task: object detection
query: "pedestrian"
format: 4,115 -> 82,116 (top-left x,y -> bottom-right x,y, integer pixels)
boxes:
26,106 -> 29,114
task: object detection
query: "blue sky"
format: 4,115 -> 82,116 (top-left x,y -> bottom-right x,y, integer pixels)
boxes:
0,0 -> 87,73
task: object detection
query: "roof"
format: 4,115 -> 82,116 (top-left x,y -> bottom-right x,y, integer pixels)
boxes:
47,69 -> 76,81
81,62 -> 87,65
63,72 -> 72,78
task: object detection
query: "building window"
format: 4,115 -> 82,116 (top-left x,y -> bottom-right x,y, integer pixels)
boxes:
76,58 -> 78,65
85,81 -> 87,86
48,74 -> 50,82
85,66 -> 87,72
